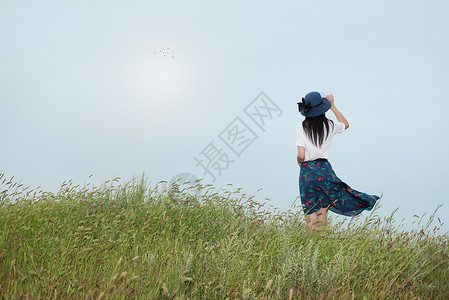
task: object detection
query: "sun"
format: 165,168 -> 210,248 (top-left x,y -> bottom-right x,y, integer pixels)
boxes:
121,46 -> 196,116
144,56 -> 182,100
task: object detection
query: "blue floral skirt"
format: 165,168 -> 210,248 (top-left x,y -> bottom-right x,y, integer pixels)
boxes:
299,159 -> 379,216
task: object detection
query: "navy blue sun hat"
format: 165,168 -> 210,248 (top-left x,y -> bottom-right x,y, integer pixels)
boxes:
297,91 -> 332,117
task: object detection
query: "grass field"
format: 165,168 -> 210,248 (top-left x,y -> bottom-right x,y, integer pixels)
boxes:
1,174 -> 448,299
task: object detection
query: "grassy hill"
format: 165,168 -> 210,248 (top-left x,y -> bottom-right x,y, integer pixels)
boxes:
1,175 -> 448,299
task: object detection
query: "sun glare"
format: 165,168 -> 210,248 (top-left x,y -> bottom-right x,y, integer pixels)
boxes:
145,57 -> 182,100
122,48 -> 196,118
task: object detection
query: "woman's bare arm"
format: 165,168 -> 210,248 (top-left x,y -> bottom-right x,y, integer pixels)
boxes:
297,146 -> 305,164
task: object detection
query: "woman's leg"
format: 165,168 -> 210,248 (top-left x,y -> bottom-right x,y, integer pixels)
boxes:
306,212 -> 318,232
316,207 -> 329,230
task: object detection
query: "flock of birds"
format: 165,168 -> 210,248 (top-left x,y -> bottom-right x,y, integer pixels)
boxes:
148,44 -> 175,59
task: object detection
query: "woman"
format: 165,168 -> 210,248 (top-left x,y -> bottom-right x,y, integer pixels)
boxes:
296,91 -> 379,232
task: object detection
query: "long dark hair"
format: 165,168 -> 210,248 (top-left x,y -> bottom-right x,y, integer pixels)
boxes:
302,114 -> 334,147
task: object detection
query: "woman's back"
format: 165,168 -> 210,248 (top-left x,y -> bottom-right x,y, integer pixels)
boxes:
296,118 -> 346,162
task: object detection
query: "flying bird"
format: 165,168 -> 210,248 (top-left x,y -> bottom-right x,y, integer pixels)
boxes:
148,44 -> 175,59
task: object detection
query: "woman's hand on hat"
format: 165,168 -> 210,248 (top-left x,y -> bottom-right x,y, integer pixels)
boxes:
325,94 -> 335,107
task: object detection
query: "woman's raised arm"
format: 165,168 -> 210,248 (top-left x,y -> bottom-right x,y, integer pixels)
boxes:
325,94 -> 349,129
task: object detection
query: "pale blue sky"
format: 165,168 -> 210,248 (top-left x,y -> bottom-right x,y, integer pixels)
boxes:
1,0 -> 448,233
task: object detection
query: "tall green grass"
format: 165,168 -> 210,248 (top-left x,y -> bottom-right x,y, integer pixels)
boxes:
0,174 -> 448,299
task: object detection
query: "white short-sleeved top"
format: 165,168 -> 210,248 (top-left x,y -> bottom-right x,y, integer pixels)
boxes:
295,120 -> 346,162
